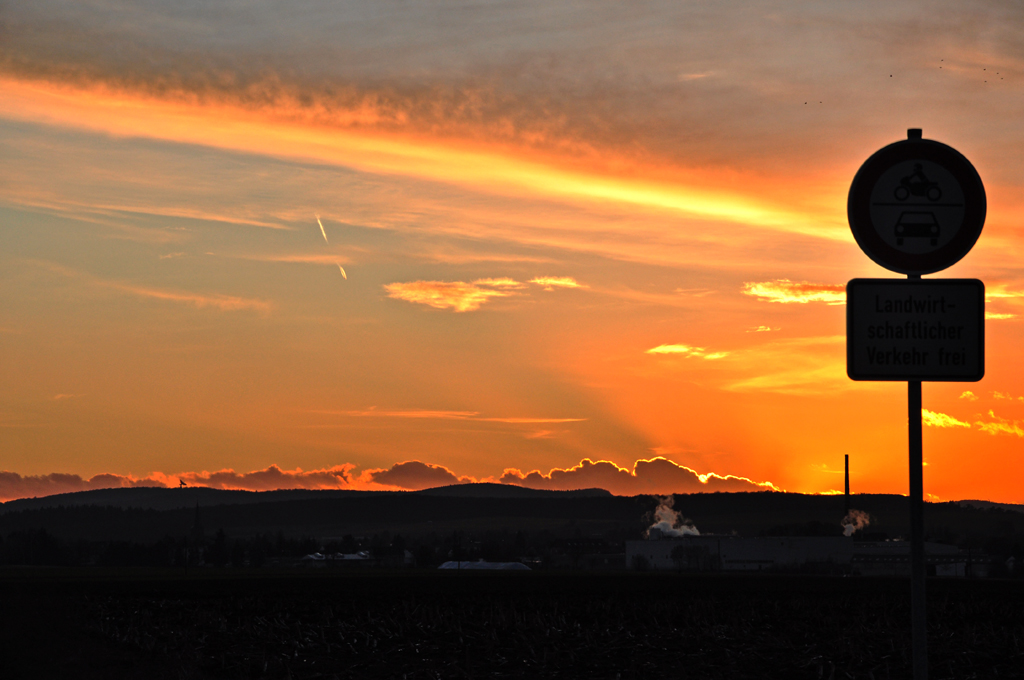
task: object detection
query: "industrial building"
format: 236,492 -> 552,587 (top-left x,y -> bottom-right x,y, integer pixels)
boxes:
626,534 -> 986,577
626,454 -> 990,577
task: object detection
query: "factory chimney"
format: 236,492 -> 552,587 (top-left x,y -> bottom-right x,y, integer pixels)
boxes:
844,454 -> 850,514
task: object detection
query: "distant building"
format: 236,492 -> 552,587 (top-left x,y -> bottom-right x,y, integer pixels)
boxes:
190,502 -> 204,545
851,541 -> 989,577
438,560 -> 531,570
554,537 -> 624,570
298,550 -> 415,569
626,535 -> 985,576
300,551 -> 376,568
188,502 -> 205,566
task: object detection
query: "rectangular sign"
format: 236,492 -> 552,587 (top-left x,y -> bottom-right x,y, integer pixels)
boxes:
847,278 -> 984,381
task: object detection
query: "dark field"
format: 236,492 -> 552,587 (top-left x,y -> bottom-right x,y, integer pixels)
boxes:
3,571 -> 1023,679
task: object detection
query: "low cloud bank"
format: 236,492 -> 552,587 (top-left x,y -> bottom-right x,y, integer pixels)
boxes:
0,462 -> 463,502
168,464 -> 357,491
500,457 -> 779,496
0,471 -> 164,502
0,457 -> 778,503
357,461 -> 474,488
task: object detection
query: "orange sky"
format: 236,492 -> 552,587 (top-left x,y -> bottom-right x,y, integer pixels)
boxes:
2,0 -> 1024,503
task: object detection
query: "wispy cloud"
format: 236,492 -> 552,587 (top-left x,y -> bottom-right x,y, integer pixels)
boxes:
529,276 -> 586,290
236,253 -> 353,265
810,463 -> 844,475
723,335 -> 847,395
645,344 -> 729,360
316,408 -> 585,424
674,288 -> 716,297
958,390 -> 1024,403
482,416 -> 585,423
415,247 -> 554,265
111,284 -> 272,312
472,278 -> 526,288
983,285 -> 1024,320
39,261 -> 271,313
0,75 -> 844,244
922,409 -> 970,429
975,410 -> 1024,437
742,280 -> 845,305
976,421 -> 1024,437
14,194 -> 289,232
384,279 -> 522,312
328,409 -> 481,420
985,284 -> 1024,300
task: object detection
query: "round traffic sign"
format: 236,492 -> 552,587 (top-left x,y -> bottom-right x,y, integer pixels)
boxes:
848,130 -> 985,275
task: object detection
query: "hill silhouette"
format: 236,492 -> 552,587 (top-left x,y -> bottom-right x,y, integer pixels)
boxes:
0,488 -> 1022,548
0,486 -> 374,513
412,483 -> 610,499
0,483 -> 611,514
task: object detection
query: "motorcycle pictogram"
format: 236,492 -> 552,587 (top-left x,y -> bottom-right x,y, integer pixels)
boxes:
894,163 -> 942,202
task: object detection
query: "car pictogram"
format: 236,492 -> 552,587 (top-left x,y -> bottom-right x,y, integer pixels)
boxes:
894,211 -> 940,246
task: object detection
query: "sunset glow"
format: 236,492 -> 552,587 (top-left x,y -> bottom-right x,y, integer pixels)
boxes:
3,0 -> 1024,504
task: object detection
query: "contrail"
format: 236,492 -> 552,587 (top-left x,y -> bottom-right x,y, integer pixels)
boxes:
338,264 -> 347,279
316,214 -> 328,244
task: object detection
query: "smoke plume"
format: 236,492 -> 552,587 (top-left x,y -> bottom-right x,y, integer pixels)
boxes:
841,509 -> 870,537
645,495 -> 700,538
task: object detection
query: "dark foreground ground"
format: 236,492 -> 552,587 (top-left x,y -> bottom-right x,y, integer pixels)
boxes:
1,569 -> 1022,680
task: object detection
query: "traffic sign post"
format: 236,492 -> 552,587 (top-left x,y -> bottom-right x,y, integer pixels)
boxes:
848,129 -> 986,276
847,278 -> 984,382
847,129 -> 986,680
